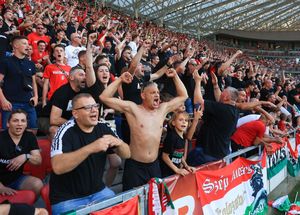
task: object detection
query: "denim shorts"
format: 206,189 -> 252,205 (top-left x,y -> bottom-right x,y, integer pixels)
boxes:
51,187 -> 115,215
6,174 -> 30,190
1,102 -> 38,130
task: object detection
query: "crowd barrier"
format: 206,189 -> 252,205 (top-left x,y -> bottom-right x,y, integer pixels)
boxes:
69,141 -> 283,214
60,130 -> 298,215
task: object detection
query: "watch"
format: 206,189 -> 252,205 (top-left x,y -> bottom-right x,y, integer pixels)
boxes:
26,154 -> 31,161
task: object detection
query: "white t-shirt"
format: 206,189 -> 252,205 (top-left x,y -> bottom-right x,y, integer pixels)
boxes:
128,41 -> 138,57
237,114 -> 261,127
65,45 -> 86,68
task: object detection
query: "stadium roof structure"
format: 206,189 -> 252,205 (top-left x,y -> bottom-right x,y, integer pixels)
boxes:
105,0 -> 300,37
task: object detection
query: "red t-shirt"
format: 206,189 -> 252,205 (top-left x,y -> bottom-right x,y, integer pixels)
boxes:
231,119 -> 266,148
278,121 -> 285,131
27,33 -> 50,51
43,64 -> 71,100
31,50 -> 48,67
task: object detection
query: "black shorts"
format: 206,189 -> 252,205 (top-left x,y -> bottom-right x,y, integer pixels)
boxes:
122,158 -> 161,192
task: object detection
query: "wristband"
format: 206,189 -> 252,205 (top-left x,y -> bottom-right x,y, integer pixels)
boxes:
214,87 -> 219,90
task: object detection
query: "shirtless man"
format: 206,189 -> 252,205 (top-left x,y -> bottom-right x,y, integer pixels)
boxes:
100,69 -> 188,191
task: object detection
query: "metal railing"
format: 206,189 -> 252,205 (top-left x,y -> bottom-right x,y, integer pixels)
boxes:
69,130 -> 297,214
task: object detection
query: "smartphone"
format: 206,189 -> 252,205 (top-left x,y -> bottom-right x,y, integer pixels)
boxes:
195,103 -> 201,111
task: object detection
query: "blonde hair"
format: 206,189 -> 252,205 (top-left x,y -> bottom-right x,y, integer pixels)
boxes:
168,111 -> 191,130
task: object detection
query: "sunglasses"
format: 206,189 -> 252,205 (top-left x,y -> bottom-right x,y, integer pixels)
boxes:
15,145 -> 22,155
37,75 -> 44,79
190,63 -> 197,66
74,36 -> 82,39
0,19 -> 3,21
75,103 -> 99,112
37,27 -> 44,30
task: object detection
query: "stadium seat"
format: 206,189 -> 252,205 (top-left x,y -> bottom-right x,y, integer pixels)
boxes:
0,190 -> 35,206
41,185 -> 51,215
23,139 -> 52,180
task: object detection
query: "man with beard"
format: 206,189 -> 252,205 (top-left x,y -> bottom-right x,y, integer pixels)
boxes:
37,67 -> 87,140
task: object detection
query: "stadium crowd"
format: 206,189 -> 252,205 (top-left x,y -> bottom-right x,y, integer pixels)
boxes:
0,0 -> 300,214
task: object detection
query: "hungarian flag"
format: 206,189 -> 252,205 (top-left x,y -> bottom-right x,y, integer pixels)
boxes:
268,195 -> 291,212
112,18 -> 119,25
287,136 -> 300,177
148,178 -> 175,215
287,204 -> 300,214
90,195 -> 140,215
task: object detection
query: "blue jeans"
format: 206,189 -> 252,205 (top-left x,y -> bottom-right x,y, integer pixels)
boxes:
186,147 -> 219,167
1,102 -> 38,130
6,174 -> 30,190
51,187 -> 115,215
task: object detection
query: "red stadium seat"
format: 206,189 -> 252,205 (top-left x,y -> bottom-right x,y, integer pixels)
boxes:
23,139 -> 52,180
41,185 -> 51,215
0,190 -> 35,206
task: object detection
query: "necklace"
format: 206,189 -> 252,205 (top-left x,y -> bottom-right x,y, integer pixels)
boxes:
141,104 -> 157,115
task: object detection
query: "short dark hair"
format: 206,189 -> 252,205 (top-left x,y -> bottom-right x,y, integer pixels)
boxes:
11,35 -> 28,45
53,44 -> 65,51
132,35 -> 139,41
150,44 -> 158,50
37,40 -> 46,46
95,55 -> 108,64
280,113 -> 287,121
8,109 -> 27,122
78,50 -> 86,59
246,80 -> 255,88
151,55 -> 158,62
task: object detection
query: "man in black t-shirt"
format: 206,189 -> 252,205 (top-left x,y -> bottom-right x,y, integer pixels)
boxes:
50,93 -> 130,215
187,71 -> 239,166
37,67 -> 87,140
115,46 -> 131,77
259,80 -> 275,101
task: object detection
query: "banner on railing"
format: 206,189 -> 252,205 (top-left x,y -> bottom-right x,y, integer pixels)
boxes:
90,195 -> 140,215
162,159 -> 226,215
287,136 -> 300,177
266,140 -> 287,179
196,152 -> 268,215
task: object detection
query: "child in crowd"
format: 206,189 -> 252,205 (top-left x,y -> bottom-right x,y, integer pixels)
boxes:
161,110 -> 201,178
278,113 -> 287,131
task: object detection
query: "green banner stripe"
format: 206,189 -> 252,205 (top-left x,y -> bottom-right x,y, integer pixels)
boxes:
267,158 -> 287,179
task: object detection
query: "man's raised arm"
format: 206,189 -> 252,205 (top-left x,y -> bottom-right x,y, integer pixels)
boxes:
85,33 -> 97,88
218,50 -> 243,76
164,69 -> 188,114
127,39 -> 151,75
100,72 -> 134,114
193,70 -> 205,111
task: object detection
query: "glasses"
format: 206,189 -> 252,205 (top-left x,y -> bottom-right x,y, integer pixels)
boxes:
190,63 -> 197,66
238,88 -> 245,91
15,145 -> 22,155
75,103 -> 99,112
0,19 -> 3,21
37,27 -> 44,30
125,52 -> 131,54
74,36 -> 82,39
37,75 -> 43,79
